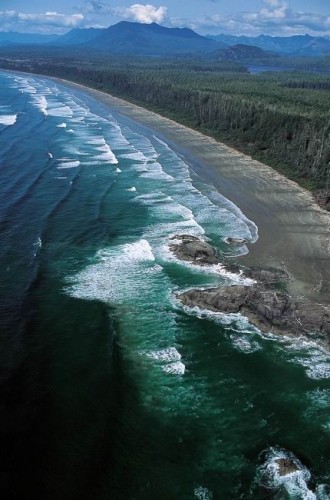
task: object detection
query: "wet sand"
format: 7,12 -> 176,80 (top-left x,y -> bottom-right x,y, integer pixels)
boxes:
60,80 -> 330,303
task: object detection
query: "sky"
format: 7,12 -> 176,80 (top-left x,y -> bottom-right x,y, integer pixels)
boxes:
0,0 -> 329,37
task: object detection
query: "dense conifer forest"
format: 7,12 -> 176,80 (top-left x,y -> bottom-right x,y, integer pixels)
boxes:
1,50 -> 329,202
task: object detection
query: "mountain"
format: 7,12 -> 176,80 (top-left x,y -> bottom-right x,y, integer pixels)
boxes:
220,44 -> 275,61
53,28 -> 105,45
0,32 -> 59,46
208,33 -> 330,56
83,21 -> 225,56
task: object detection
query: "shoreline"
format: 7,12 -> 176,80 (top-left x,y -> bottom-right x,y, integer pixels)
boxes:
57,78 -> 330,303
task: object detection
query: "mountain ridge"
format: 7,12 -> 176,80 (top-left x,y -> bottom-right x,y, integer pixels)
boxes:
0,23 -> 329,57
207,33 -> 330,56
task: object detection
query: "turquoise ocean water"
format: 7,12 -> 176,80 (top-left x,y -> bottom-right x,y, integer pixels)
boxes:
0,71 -> 329,499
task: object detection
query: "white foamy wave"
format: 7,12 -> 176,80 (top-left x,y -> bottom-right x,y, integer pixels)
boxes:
175,295 -> 264,357
57,122 -> 67,128
230,335 -> 262,353
119,151 -> 148,162
47,105 -> 73,118
149,200 -> 194,222
115,167 -> 121,173
144,347 -> 181,362
0,114 -> 17,126
67,129 -> 75,134
163,361 -> 185,375
257,447 -> 316,499
13,82 -> 37,94
173,297 -> 261,333
33,237 -> 42,249
70,116 -> 85,123
66,239 -> 157,304
93,143 -> 118,164
122,239 -> 155,262
194,486 -> 213,500
139,161 -> 175,182
126,187 -> 136,192
31,95 -> 48,115
295,353 -> 330,380
316,485 -> 330,499
142,347 -> 185,375
58,161 -> 80,169
285,339 -> 330,380
82,161 -> 105,166
86,138 -> 106,146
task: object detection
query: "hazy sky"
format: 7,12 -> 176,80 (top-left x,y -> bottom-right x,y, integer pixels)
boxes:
0,0 -> 329,36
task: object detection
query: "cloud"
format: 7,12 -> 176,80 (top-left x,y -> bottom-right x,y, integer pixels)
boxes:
117,4 -> 167,24
77,0 -> 112,15
0,10 -> 84,33
184,0 -> 330,36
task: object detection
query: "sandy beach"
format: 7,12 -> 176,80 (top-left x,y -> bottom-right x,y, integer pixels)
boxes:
61,79 -> 330,303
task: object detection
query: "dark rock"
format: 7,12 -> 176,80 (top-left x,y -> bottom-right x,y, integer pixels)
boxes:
178,284 -> 330,338
275,458 -> 300,476
224,236 -> 248,245
169,235 -> 218,264
314,189 -> 330,211
169,234 -> 200,242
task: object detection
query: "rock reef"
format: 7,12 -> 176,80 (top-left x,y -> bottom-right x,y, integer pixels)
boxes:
172,235 -> 330,345
169,234 -> 218,264
179,283 -> 330,339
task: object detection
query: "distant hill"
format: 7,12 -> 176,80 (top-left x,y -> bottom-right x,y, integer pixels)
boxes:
53,28 -> 105,45
208,33 -> 330,56
220,44 -> 275,61
0,32 -> 59,46
81,21 -> 225,56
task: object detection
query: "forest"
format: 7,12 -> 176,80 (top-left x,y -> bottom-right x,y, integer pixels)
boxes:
0,50 -> 329,204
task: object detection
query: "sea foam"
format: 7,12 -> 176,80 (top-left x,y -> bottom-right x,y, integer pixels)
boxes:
142,347 -> 185,375
58,161 -> 80,169
31,95 -> 48,116
256,447 -> 317,499
66,239 -> 157,304
0,114 -> 17,126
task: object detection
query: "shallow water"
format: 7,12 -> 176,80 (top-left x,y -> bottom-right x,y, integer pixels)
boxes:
0,71 -> 329,499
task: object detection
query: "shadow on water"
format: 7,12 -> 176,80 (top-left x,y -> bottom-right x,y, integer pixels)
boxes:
0,273 -> 210,500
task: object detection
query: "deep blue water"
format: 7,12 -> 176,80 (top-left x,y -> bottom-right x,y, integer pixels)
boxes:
0,71 -> 329,500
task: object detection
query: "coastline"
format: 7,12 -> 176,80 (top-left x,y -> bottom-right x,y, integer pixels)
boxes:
58,78 -> 330,303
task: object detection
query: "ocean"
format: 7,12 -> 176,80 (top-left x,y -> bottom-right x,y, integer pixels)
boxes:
0,70 -> 329,499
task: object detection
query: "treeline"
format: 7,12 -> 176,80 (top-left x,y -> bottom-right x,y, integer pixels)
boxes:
282,80 -> 330,90
1,53 -> 329,191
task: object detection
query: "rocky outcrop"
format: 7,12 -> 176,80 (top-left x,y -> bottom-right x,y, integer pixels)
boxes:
275,458 -> 300,476
169,234 -> 219,265
169,234 -> 289,282
171,234 -> 330,343
178,284 -> 330,339
224,236 -> 248,245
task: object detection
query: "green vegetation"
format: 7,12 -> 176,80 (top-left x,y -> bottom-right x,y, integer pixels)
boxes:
1,50 -> 329,195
